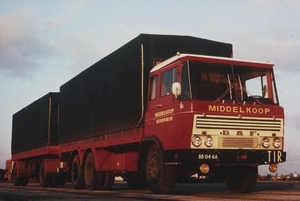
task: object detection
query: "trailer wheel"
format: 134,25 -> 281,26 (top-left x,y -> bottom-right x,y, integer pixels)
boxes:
12,164 -> 22,186
39,161 -> 51,187
22,177 -> 30,186
71,155 -> 85,189
225,166 -> 258,193
146,144 -> 177,194
102,172 -> 114,190
84,153 -> 101,190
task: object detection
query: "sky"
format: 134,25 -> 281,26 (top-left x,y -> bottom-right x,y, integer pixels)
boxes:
0,0 -> 300,175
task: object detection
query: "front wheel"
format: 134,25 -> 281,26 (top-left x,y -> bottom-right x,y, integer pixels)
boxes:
145,144 -> 177,194
225,166 -> 258,193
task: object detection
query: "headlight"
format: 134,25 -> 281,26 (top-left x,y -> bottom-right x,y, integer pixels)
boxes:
191,135 -> 201,147
273,137 -> 281,148
261,137 -> 270,148
204,137 -> 213,147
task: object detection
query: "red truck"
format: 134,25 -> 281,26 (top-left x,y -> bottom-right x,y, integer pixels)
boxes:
11,34 -> 286,194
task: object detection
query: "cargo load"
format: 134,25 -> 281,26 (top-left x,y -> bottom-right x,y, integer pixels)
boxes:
58,34 -> 233,143
11,93 -> 59,154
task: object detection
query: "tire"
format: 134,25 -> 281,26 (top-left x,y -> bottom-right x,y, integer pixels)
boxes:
146,145 -> 177,194
225,166 -> 258,193
102,172 -> 114,190
50,174 -> 58,187
126,171 -> 146,189
22,177 -> 30,186
84,153 -> 100,190
39,161 -> 52,187
12,164 -> 22,186
58,173 -> 68,186
71,155 -> 85,189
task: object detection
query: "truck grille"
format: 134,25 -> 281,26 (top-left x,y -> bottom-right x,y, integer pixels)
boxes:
195,116 -> 282,132
218,137 -> 258,148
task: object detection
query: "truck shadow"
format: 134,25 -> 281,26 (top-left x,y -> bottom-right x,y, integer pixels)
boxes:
114,181 -> 299,194
254,181 -> 298,192
171,181 -> 298,195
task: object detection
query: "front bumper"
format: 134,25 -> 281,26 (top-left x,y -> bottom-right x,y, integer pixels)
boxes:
165,149 -> 286,166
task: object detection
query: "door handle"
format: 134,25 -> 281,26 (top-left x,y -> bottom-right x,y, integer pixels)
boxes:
156,104 -> 162,108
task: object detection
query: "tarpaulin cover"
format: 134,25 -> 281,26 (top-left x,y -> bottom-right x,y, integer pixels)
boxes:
11,93 -> 59,154
58,34 -> 233,143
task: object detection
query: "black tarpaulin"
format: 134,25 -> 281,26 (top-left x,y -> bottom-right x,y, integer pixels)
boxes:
11,93 -> 59,154
58,34 -> 233,143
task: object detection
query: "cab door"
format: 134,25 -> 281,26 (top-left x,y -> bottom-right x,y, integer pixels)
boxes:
145,62 -> 180,150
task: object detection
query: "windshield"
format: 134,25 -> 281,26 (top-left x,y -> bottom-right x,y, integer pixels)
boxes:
180,61 -> 278,104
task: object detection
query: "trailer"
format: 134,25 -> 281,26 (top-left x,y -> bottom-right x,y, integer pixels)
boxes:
10,34 -> 286,194
11,92 -> 63,186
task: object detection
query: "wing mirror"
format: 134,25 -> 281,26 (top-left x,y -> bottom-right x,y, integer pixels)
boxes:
172,82 -> 181,98
262,85 -> 267,98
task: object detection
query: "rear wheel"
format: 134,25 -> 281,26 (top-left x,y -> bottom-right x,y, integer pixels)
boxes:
84,153 -> 101,190
146,144 -> 177,194
71,155 -> 85,189
22,177 -> 30,186
39,161 -> 52,187
225,166 -> 258,193
12,164 -> 22,186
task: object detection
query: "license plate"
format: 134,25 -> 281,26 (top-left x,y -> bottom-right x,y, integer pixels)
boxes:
198,154 -> 219,160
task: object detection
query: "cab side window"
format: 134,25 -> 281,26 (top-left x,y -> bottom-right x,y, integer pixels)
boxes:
161,68 -> 177,97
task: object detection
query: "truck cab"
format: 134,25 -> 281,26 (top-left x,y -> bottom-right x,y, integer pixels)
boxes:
144,53 -> 286,193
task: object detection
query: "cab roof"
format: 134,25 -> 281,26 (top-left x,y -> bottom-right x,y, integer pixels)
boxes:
150,53 -> 274,73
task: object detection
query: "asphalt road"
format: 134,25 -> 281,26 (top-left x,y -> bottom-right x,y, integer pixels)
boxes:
1,181 -> 300,201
